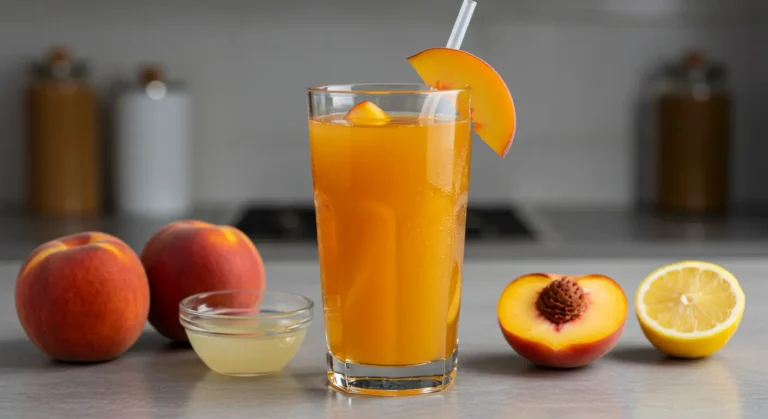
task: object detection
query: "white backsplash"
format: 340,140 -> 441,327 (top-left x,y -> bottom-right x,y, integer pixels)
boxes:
0,0 -> 764,207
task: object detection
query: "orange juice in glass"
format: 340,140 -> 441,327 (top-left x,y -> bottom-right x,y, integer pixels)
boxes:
307,84 -> 471,395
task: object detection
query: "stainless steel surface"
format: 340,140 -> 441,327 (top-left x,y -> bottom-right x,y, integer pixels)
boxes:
1,205 -> 768,262
1,258 -> 764,418
539,206 -> 768,241
232,204 -> 537,243
0,206 -> 239,261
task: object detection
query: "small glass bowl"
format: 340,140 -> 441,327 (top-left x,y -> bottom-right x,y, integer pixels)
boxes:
179,290 -> 313,377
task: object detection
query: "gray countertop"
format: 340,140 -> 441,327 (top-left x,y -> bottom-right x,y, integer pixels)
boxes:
1,205 -> 768,263
1,258 -> 766,418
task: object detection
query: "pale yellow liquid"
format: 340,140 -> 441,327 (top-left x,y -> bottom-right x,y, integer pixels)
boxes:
186,319 -> 307,376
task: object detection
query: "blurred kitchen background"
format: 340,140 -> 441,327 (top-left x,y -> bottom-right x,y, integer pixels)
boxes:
1,0 -> 767,260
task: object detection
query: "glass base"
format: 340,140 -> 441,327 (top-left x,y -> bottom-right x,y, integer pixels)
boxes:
326,349 -> 458,396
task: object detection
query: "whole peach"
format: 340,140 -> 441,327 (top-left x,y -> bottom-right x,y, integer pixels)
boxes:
141,220 -> 265,342
15,232 -> 149,362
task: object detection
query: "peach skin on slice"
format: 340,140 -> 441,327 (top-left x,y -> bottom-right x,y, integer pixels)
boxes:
344,100 -> 391,125
408,47 -> 516,158
497,273 -> 628,368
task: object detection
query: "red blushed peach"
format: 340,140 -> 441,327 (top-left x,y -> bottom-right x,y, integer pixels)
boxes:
141,220 -> 265,342
497,273 -> 627,368
15,232 -> 149,362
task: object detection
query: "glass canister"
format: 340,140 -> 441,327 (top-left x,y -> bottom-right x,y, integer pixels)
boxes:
25,46 -> 101,217
651,50 -> 731,215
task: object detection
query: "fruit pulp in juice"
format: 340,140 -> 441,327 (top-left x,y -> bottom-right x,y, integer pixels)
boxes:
309,113 -> 471,366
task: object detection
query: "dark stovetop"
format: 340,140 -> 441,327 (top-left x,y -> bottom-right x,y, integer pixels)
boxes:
233,204 -> 535,242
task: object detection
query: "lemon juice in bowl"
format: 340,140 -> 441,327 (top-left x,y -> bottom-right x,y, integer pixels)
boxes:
307,0 -> 516,396
179,290 -> 313,377
185,311 -> 308,376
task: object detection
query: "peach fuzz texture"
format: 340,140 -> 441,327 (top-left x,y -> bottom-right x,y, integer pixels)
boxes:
141,220 -> 266,342
15,232 -> 149,362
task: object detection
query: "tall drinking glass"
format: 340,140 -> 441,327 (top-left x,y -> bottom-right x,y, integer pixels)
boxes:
307,84 -> 471,396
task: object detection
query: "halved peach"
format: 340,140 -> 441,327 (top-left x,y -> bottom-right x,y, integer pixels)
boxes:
344,100 -> 391,125
408,47 -> 516,157
497,273 -> 627,368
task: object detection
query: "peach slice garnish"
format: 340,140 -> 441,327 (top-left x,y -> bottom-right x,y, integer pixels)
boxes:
497,273 -> 628,368
408,47 -> 516,158
344,100 -> 391,125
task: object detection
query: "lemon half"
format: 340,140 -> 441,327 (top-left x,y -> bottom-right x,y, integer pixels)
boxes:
635,260 -> 745,358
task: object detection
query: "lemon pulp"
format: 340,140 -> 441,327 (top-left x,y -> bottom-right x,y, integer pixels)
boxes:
635,261 -> 745,358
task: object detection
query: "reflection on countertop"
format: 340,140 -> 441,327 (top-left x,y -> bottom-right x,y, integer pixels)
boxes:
1,258 -> 764,417
0,204 -> 767,261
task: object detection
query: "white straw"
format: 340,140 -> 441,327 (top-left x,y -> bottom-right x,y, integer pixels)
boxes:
446,0 -> 477,49
420,0 -> 477,119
